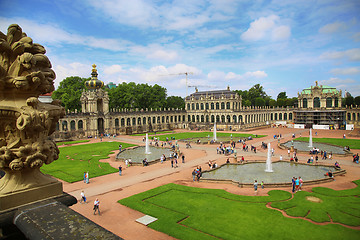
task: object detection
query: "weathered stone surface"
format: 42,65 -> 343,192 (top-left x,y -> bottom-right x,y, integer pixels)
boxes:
13,199 -> 123,240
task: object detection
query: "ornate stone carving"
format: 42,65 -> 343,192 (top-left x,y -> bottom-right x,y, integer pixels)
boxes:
0,24 -> 64,200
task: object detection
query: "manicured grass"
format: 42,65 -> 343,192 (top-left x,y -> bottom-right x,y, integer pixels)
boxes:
271,180 -> 360,226
56,140 -> 90,146
119,183 -> 360,240
142,132 -> 266,141
295,137 -> 360,149
41,141 -> 136,182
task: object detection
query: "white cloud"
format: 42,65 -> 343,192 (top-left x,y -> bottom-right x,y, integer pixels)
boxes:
0,17 -> 131,51
320,48 -> 360,62
243,71 -> 268,78
319,22 -> 346,34
319,77 -> 355,85
330,67 -> 360,75
241,15 -> 290,42
52,62 -> 90,87
147,50 -> 179,62
272,25 -> 291,41
104,65 -> 124,75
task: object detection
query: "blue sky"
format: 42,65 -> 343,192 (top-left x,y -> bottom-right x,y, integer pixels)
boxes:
1,0 -> 359,98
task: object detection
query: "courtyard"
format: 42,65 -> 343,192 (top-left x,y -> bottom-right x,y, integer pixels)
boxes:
57,127 -> 360,239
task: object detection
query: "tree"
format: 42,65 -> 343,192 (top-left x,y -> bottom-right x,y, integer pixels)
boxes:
354,96 -> 360,106
269,99 -> 276,107
255,97 -> 265,106
52,76 -> 88,111
248,84 -> 267,105
166,96 -> 185,109
277,98 -> 285,107
277,91 -> 287,100
345,96 -> 354,107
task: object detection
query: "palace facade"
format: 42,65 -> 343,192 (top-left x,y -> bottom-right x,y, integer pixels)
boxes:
52,66 -> 359,140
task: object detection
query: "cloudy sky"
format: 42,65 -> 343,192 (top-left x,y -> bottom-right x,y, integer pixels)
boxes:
1,0 -> 359,98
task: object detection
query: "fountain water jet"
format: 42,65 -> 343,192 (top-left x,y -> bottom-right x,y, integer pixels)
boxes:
265,143 -> 273,172
145,133 -> 151,154
309,128 -> 313,148
213,123 -> 217,141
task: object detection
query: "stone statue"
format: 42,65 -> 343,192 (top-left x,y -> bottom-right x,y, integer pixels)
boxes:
0,24 -> 64,209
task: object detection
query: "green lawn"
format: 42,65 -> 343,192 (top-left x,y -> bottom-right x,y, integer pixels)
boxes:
140,132 -> 265,142
56,140 -> 90,146
119,183 -> 360,240
295,137 -> 360,149
41,141 -> 136,182
131,131 -> 173,136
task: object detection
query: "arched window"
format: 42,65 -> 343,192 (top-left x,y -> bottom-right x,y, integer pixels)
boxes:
153,117 -> 156,124
227,115 -> 231,123
196,103 -> 199,110
206,115 -> 209,122
205,103 -> 209,110
334,97 -> 339,107
196,115 -> 199,122
326,97 -> 332,108
233,115 -> 237,123
211,103 -> 214,109
192,103 -> 195,110
289,113 -> 293,120
221,115 -> 225,122
226,102 -> 230,109
148,117 -> 151,124
284,113 -> 287,120
115,118 -> 119,127
192,115 -> 195,122
200,103 -> 204,110
157,116 -> 160,123
188,115 -> 191,122
216,103 -> 220,109
170,116 -> 173,122
132,118 -> 136,125
271,113 -> 273,120
143,117 -> 146,124
166,116 -> 169,123
216,115 -> 220,122
313,97 -> 320,108
239,115 -> 243,123
221,102 -> 225,109
62,121 -> 68,131
78,120 -> 83,130
274,113 -> 278,120
162,116 -> 165,123
279,113 -> 282,120
211,115 -> 215,123
137,117 -> 141,125
70,120 -> 76,130
347,113 -> 351,120
127,118 -> 131,126
303,98 -> 307,108
187,103 -> 190,110
121,118 -> 125,126
201,115 -> 204,122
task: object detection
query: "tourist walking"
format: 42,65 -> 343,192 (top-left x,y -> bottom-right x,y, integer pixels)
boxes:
291,177 -> 295,193
85,171 -> 89,184
83,172 -> 86,183
182,155 -> 185,163
118,165 -> 122,176
254,180 -> 258,194
79,191 -> 87,203
192,169 -> 196,181
93,198 -> 100,215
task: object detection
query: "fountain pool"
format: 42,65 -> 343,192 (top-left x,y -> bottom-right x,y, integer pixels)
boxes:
201,162 -> 342,186
281,141 -> 346,155
116,146 -> 173,165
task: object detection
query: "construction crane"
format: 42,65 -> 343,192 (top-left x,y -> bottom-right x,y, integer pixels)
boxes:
188,85 -> 217,93
160,72 -> 193,97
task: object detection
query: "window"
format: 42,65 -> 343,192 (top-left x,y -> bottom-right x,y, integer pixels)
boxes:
313,97 -> 320,108
200,103 -> 204,110
326,97 -> 332,108
216,103 -> 219,109
205,103 -> 209,110
334,97 -> 339,107
121,118 -> 125,126
221,102 -> 225,109
303,98 -> 307,108
115,118 -> 119,127
226,102 -> 230,109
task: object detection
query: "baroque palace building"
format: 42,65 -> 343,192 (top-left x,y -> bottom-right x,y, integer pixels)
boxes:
52,66 -> 359,140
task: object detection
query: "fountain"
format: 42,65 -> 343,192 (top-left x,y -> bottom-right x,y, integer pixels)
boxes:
265,143 -> 273,172
309,128 -> 313,148
213,123 -> 217,141
145,133 -> 151,154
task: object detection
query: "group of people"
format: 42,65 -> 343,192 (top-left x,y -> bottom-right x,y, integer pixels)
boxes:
216,143 -> 234,155
253,180 -> 265,194
353,153 -> 359,163
291,177 -> 303,192
79,191 -> 101,215
192,166 -> 202,181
